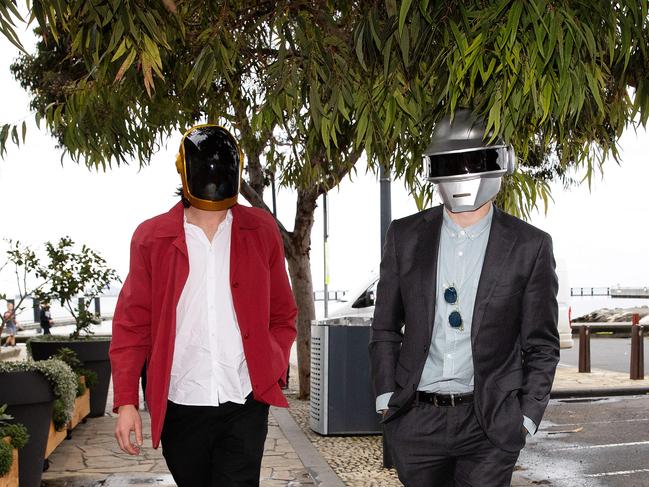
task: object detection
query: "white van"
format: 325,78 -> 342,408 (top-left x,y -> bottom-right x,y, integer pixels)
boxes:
329,263 -> 573,349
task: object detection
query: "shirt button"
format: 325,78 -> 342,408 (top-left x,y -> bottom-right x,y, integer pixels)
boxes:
458,251 -> 463,257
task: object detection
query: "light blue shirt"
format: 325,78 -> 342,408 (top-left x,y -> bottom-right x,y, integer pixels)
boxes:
376,205 -> 537,436
418,204 -> 492,393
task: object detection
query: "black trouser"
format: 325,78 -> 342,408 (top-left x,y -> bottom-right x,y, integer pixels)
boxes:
161,397 -> 270,487
384,400 -> 522,487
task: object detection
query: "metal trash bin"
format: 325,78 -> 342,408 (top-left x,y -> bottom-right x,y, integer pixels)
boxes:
310,316 -> 381,435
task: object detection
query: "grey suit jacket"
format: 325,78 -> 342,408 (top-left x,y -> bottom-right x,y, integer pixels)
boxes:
369,205 -> 560,452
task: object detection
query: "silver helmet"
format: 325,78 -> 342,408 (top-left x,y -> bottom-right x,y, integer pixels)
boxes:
423,108 -> 515,213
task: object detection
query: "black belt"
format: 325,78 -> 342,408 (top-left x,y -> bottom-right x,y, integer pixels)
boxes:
416,391 -> 474,407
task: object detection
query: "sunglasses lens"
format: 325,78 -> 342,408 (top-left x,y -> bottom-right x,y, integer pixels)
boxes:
444,287 -> 458,304
449,310 -> 463,328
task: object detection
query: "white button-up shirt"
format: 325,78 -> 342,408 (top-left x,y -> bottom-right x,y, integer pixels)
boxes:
168,209 -> 252,406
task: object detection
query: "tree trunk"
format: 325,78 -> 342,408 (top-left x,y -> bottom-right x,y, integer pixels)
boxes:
285,188 -> 319,399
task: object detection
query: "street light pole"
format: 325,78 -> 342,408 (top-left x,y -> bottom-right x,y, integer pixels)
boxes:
323,193 -> 330,318
380,165 -> 392,251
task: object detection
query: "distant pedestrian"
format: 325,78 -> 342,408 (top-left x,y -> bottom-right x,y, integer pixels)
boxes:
39,302 -> 53,335
3,302 -> 17,347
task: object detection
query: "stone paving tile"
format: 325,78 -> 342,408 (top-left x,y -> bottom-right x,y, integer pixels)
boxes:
42,393 -> 313,486
553,364 -> 649,390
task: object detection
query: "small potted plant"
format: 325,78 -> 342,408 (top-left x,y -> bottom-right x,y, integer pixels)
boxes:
0,404 -> 29,487
0,359 -> 75,487
28,237 -> 119,417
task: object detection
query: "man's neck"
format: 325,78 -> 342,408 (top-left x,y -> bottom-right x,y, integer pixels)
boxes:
445,201 -> 492,228
185,206 -> 228,242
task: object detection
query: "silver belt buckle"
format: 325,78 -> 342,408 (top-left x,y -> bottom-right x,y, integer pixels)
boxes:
450,394 -> 455,407
433,394 -> 439,407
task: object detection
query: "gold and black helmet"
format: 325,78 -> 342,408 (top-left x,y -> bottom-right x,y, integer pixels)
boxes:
175,124 -> 243,211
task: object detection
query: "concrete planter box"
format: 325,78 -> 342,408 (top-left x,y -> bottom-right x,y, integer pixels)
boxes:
0,371 -> 54,487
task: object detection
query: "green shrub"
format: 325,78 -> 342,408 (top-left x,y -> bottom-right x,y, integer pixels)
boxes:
78,368 -> 98,389
52,399 -> 68,431
0,404 -> 29,468
0,360 -> 77,430
0,440 -> 12,476
0,424 -> 29,450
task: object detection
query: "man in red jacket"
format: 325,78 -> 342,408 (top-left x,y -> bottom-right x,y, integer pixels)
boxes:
110,124 -> 297,487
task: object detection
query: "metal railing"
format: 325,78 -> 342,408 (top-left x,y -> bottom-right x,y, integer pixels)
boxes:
576,314 -> 645,379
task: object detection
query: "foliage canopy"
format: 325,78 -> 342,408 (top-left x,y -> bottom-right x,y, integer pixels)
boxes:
1,1 -> 647,216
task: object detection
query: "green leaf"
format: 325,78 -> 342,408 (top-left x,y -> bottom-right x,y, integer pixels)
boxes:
355,24 -> 367,70
10,125 -> 18,146
110,38 -> 128,62
114,49 -> 137,82
399,0 -> 413,37
585,69 -> 604,115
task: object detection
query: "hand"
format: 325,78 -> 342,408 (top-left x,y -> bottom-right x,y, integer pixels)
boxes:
380,409 -> 389,417
115,405 -> 143,455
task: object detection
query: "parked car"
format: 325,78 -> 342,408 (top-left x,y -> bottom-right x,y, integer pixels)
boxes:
329,261 -> 573,349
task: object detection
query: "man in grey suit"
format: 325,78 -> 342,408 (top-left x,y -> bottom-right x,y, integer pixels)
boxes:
370,109 -> 559,486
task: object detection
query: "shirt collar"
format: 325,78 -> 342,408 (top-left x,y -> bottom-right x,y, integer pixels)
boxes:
442,204 -> 493,240
183,209 -> 233,228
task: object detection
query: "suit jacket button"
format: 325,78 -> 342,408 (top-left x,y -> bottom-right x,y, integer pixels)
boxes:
244,332 -> 250,339
232,282 -> 239,288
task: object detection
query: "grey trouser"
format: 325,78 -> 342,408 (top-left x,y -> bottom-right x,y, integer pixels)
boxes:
384,400 -> 521,487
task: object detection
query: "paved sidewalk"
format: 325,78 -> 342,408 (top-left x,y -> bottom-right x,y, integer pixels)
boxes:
41,410 -> 316,487
552,362 -> 649,395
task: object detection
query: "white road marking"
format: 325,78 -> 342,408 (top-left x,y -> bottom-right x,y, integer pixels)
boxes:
584,468 -> 649,478
556,440 -> 649,451
542,417 -> 649,428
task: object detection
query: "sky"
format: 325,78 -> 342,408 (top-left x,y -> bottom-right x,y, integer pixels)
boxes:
1,32 -> 648,299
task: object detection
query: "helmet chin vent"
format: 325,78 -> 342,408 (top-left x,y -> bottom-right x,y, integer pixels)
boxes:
453,193 -> 472,198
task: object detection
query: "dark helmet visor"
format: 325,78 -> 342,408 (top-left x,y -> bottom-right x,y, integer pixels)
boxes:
425,147 -> 508,178
183,126 -> 240,201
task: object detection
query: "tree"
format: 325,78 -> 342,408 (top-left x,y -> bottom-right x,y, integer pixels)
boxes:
1,0 -> 648,398
0,239 -> 48,337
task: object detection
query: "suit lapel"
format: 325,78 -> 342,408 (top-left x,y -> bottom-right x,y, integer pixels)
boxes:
416,206 -> 443,336
471,207 -> 517,342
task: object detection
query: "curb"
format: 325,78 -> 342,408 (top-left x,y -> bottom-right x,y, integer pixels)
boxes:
271,407 -> 345,487
551,387 -> 649,399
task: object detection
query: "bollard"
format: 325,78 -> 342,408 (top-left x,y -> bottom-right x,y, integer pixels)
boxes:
578,325 -> 591,373
630,314 -> 644,380
94,297 -> 101,316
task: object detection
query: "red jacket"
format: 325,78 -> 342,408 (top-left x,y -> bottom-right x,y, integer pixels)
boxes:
109,203 -> 297,448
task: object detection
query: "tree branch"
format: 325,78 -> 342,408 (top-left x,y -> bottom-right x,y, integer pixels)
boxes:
240,179 -> 292,240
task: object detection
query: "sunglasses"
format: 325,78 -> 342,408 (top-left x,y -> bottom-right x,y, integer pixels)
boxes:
444,286 -> 464,331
